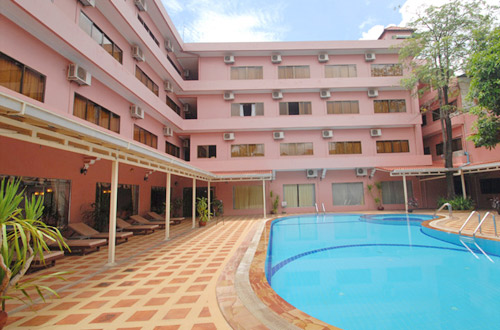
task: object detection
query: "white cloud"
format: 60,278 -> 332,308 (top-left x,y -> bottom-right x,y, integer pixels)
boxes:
359,17 -> 375,30
359,24 -> 385,40
161,0 -> 183,14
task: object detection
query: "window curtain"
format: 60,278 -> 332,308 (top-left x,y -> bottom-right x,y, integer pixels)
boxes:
381,181 -> 413,204
0,56 -> 22,92
283,185 -> 298,207
332,183 -> 364,205
22,68 -> 44,102
233,186 -> 263,209
298,184 -> 315,207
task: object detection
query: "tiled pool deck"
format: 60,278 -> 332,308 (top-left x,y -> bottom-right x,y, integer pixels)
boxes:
5,210 -> 500,329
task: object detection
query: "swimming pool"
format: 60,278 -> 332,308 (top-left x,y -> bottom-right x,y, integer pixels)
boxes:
266,214 -> 500,330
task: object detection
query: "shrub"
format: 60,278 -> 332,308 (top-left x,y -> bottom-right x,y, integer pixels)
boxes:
437,196 -> 475,211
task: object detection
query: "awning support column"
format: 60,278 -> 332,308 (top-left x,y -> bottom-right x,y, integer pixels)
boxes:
403,173 -> 408,214
165,173 -> 171,240
262,180 -> 266,218
207,181 -> 211,221
107,160 -> 119,265
192,178 -> 196,228
460,171 -> 467,199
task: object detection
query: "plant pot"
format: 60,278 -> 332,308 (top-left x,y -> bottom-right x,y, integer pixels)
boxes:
198,221 -> 207,227
408,209 -> 413,213
377,206 -> 385,211
0,311 -> 7,330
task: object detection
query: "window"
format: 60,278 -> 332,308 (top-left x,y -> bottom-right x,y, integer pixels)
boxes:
280,143 -> 313,156
432,109 -> 441,121
332,182 -> 364,206
325,65 -> 357,78
231,144 -> 264,157
230,66 -> 263,80
329,141 -> 362,154
73,94 -> 120,133
167,55 -> 182,76
381,181 -> 413,204
150,186 -> 166,214
278,66 -> 310,79
436,142 -> 443,156
135,66 -> 159,96
371,64 -> 403,76
198,145 -> 217,158
376,140 -> 410,153
436,138 -> 462,155
374,100 -> 406,113
79,12 -> 122,63
137,15 -> 160,46
233,185 -> 263,209
166,142 -> 180,158
480,178 -> 500,194
96,182 -> 139,229
231,103 -> 264,116
424,146 -> 431,155
134,125 -> 157,148
0,52 -> 46,102
279,102 -> 312,115
327,101 -> 359,114
422,113 -> 427,126
283,184 -> 315,207
167,96 -> 181,115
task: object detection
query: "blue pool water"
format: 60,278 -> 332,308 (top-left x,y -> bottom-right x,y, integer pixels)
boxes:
266,214 -> 500,330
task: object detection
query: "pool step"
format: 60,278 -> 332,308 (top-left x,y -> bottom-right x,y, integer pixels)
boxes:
459,236 -> 494,263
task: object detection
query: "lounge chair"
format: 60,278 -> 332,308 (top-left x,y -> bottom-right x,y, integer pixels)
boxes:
116,218 -> 159,235
147,211 -> 184,225
24,251 -> 65,273
47,237 -> 107,255
68,222 -> 133,244
130,214 -> 167,229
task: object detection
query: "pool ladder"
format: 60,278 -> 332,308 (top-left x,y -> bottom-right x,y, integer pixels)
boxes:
433,202 -> 452,218
315,203 -> 326,214
458,211 -> 497,263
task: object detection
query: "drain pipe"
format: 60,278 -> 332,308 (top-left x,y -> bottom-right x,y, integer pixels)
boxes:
460,151 -> 471,199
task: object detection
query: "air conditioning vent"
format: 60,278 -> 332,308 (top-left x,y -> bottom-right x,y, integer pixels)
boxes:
271,54 -> 282,64
322,130 -> 333,138
134,0 -> 147,11
223,132 -> 235,141
368,88 -> 378,98
320,90 -> 331,99
370,128 -> 382,137
79,0 -> 95,6
132,45 -> 145,62
183,69 -> 190,78
272,91 -> 283,100
165,39 -> 174,52
223,92 -> 234,101
273,131 -> 284,140
164,80 -> 173,92
67,64 -> 91,86
130,105 -> 144,119
365,52 -> 376,61
306,169 -> 318,178
318,53 -> 329,63
224,55 -> 235,64
355,168 -> 368,176
163,126 -> 173,137
182,140 -> 190,147
183,104 -> 190,112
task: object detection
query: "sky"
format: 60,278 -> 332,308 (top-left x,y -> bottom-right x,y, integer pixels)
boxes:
160,0 -> 492,43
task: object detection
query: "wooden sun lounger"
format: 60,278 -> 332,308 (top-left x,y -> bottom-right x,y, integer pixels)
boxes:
47,237 -> 107,255
147,212 -> 184,225
25,251 -> 65,273
68,222 -> 133,244
116,218 -> 159,235
130,214 -> 166,229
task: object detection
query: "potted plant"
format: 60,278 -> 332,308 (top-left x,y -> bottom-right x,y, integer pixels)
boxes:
0,178 -> 68,328
491,197 -> 500,215
196,197 -> 211,227
212,199 -> 224,217
367,182 -> 384,211
170,198 -> 183,217
270,191 -> 279,214
408,197 -> 419,213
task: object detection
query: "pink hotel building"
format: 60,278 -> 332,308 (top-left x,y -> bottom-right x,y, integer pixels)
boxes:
1,0 -> 499,229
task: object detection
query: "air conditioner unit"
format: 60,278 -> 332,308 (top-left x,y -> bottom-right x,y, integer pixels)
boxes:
183,104 -> 190,112
132,45 -> 145,62
67,64 -> 91,86
223,92 -> 234,101
223,132 -> 235,141
164,80 -> 173,92
368,88 -> 378,98
165,39 -> 174,52
306,169 -> 318,178
79,0 -> 95,6
130,105 -> 144,119
320,90 -> 331,99
272,91 -> 283,100
365,52 -> 376,61
182,140 -> 189,148
183,69 -> 190,78
370,128 -> 382,137
163,126 -> 173,137
271,54 -> 282,64
134,0 -> 147,11
322,130 -> 333,138
273,131 -> 284,140
224,55 -> 235,64
318,53 -> 329,63
355,168 -> 368,176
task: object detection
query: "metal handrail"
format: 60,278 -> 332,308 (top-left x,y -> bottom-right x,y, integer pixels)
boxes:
315,203 -> 319,214
473,212 -> 498,238
433,202 -> 452,218
459,211 -> 481,235
322,203 -> 326,214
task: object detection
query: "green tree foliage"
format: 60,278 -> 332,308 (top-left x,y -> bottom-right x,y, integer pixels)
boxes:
398,0 -> 496,198
467,27 -> 500,148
